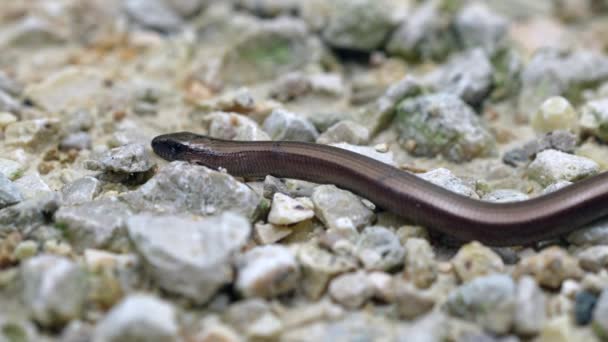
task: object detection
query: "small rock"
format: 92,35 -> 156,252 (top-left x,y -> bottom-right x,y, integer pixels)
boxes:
93,294 -> 180,342
24,67 -> 106,114
531,96 -> 579,134
513,247 -> 584,289
59,132 -> 92,151
123,161 -> 261,219
514,276 -> 546,335
321,0 -> 396,51
396,93 -> 495,162
14,173 -> 52,199
0,90 -> 21,114
263,108 -> 319,142
527,149 -> 599,187
253,222 -> 292,244
235,245 -> 299,298
579,246 -> 608,272
21,255 -> 88,327
403,238 -> 437,289
358,75 -> 424,134
0,112 -> 17,129
0,192 -> 60,236
355,226 -> 405,271
85,143 -> 155,174
60,176 -> 101,205
454,2 -> 508,54
392,281 -> 435,319
452,241 -> 505,283
482,189 -> 528,203
0,172 -> 22,209
386,1 -> 457,61
425,48 -> 494,107
4,118 -> 61,149
205,112 -> 270,141
445,274 -> 516,334
0,71 -> 23,96
128,213 -> 250,303
263,175 -> 318,198
331,143 -> 396,166
0,158 -> 24,180
312,185 -> 374,231
567,219 -> 608,246
418,168 -> 479,199
580,98 -> 608,142
519,49 -> 608,114
594,288 -> 608,339
220,18 -> 320,84
124,0 -> 183,32
267,193 -> 314,225
297,242 -> 358,299
54,198 -> 132,251
575,290 -> 597,325
503,130 -> 577,167
542,180 -> 573,194
317,120 -> 370,145
328,271 -> 374,309
13,240 -> 38,261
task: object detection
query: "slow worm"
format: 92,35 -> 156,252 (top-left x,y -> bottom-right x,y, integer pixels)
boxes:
151,132 -> 608,246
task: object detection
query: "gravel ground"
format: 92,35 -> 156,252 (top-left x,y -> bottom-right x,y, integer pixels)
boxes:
2,1 -> 608,341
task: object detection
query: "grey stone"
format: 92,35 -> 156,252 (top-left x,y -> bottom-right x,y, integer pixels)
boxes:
321,0 -> 396,51
527,149 -> 599,187
519,49 -> 608,114
297,242 -> 358,299
387,0 -> 457,61
514,276 -> 546,335
393,281 -> 436,319
575,291 -> 597,326
14,172 -> 52,200
452,241 -> 504,283
454,2 -> 508,54
220,17 -> 320,84
580,98 -> 608,142
445,274 -> 516,334
567,218 -> 608,246
0,158 -> 24,180
355,226 -> 405,271
237,0 -> 299,17
0,172 -> 22,209
127,212 -> 250,303
593,288 -> 608,339
60,176 -> 101,205
403,238 -> 437,289
93,294 -> 180,342
263,108 -> 319,142
311,185 -> 374,231
0,71 -> 23,97
267,192 -> 314,225
482,189 -> 528,203
425,49 -> 494,107
328,271 -> 374,309
0,90 -> 20,113
85,143 -> 155,174
123,161 -> 261,219
418,168 -> 478,198
317,120 -> 370,145
59,132 -> 92,151
4,118 -> 61,149
503,130 -> 577,167
263,175 -> 318,199
542,180 -> 573,194
579,246 -> 608,272
124,0 -> 183,32
358,75 -> 424,134
54,198 -> 132,251
205,112 -> 270,141
21,255 -> 87,327
235,245 -> 299,298
396,93 -> 496,162
0,192 -> 60,236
